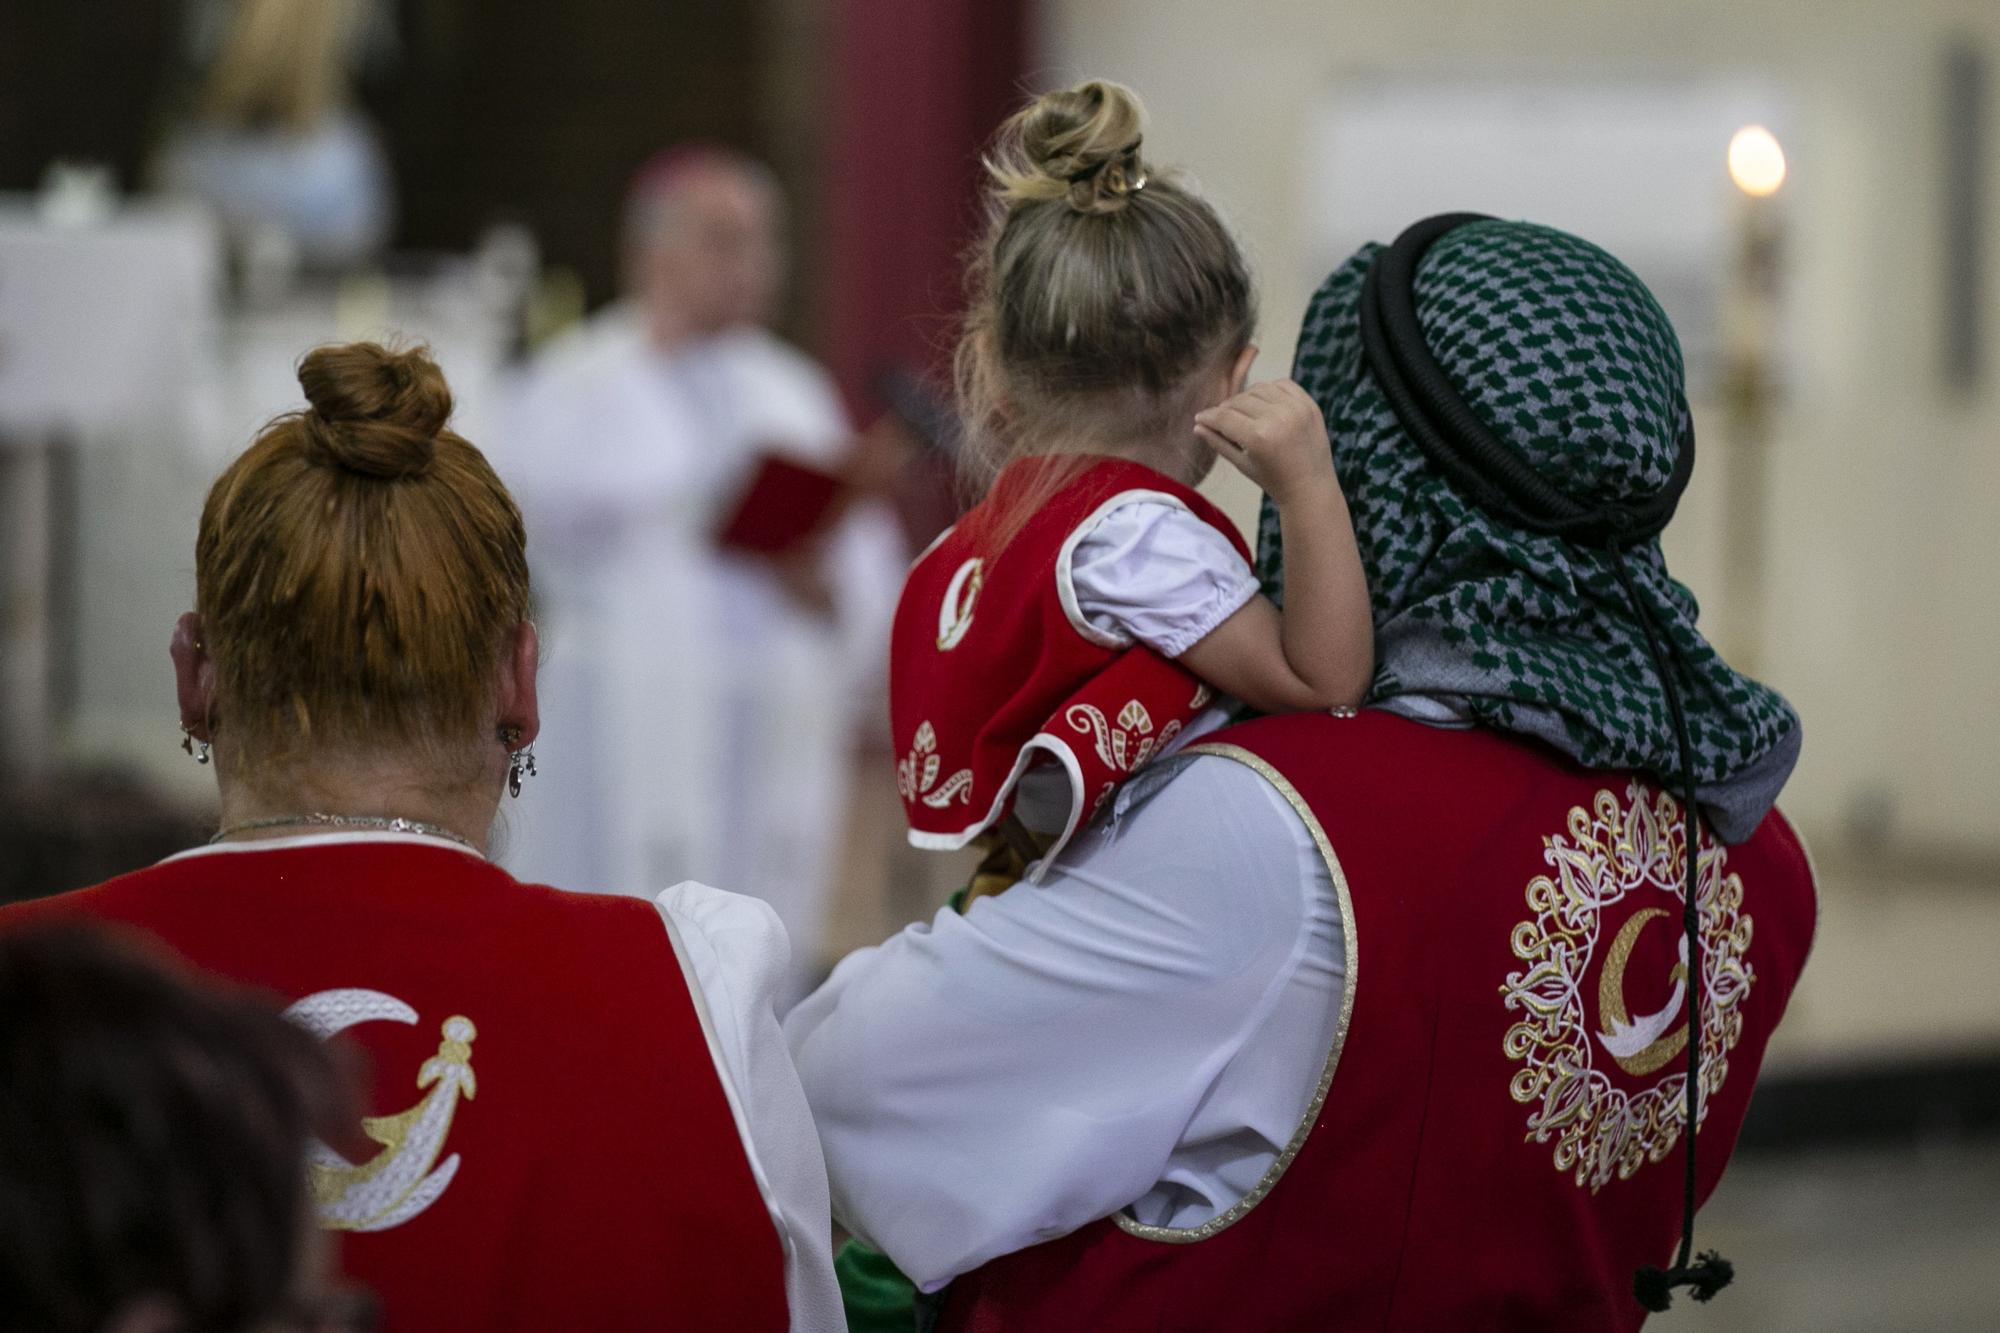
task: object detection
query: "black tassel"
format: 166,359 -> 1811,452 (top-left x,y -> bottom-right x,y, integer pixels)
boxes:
1633,1252 -> 1735,1312
1633,1265 -> 1674,1313
1685,1251 -> 1735,1301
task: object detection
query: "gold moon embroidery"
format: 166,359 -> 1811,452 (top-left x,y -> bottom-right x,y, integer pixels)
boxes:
1595,907 -> 1690,1078
937,558 -> 984,650
284,989 -> 478,1232
1499,784 -> 1756,1194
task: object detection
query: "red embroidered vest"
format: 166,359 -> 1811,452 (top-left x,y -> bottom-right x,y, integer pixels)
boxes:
890,457 -> 1251,855
940,710 -> 1818,1332
0,842 -> 790,1333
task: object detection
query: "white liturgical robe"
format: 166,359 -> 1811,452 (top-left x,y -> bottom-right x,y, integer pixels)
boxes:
491,306 -> 903,1001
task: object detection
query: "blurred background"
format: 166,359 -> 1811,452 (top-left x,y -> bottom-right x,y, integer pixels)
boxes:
2,1 -> 1995,1325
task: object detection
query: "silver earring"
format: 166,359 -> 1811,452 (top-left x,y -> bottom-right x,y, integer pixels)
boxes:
507,743 -> 537,799
500,725 -> 536,799
180,726 -> 211,765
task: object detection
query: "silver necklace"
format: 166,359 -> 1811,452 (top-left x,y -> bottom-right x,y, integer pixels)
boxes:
208,813 -> 480,854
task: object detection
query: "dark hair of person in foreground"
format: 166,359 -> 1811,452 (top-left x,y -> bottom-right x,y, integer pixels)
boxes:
0,922 -> 364,1333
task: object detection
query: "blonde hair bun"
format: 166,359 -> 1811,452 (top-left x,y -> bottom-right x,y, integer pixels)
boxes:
297,342 -> 451,480
987,79 -> 1149,217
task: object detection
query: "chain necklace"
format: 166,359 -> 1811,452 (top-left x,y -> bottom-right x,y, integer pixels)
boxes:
208,813 -> 480,854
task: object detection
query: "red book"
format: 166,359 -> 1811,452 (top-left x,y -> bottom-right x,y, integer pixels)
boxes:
714,452 -> 849,555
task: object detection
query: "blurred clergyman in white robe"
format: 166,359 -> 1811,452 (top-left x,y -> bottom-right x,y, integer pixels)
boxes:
492,148 -> 904,1003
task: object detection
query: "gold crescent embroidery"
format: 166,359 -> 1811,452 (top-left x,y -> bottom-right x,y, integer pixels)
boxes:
1595,908 -> 1690,1078
937,557 -> 984,650
1500,784 -> 1757,1193
313,1016 -> 478,1231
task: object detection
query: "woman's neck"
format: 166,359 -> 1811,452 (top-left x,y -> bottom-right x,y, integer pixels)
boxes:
213,753 -> 501,855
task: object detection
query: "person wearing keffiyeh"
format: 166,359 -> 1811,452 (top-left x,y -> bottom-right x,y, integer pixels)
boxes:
1260,219 -> 1800,844
791,218 -> 1819,1332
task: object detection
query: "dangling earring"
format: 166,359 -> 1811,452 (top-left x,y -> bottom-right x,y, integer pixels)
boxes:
179,726 -> 211,765
500,725 -> 537,799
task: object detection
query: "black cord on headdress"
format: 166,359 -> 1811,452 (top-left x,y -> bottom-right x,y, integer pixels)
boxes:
1358,213 -> 1732,1312
1611,557 -> 1734,1311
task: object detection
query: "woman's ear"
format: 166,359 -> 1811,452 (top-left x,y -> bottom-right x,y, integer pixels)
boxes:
496,621 -> 541,748
170,612 -> 214,740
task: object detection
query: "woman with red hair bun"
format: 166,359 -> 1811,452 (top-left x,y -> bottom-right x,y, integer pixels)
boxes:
1,341 -> 841,1332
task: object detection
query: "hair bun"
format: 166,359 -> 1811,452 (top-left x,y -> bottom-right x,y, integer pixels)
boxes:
987,80 -> 1150,217
296,342 -> 451,480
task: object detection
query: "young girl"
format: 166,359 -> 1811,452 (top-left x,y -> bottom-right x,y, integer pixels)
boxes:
890,79 -> 1374,885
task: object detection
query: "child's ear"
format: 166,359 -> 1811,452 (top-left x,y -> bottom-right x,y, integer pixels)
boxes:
1229,344 -> 1258,396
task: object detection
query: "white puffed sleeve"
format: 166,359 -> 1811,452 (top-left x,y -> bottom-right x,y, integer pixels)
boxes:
652,882 -> 844,1332
1065,499 -> 1259,658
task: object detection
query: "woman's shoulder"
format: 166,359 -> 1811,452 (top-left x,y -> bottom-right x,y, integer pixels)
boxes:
650,880 -> 791,1005
491,878 -> 792,1040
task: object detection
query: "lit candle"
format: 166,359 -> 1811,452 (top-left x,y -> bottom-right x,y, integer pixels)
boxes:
1727,125 -> 1787,198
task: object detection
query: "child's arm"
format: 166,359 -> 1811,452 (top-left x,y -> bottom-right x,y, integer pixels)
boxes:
1181,379 -> 1374,713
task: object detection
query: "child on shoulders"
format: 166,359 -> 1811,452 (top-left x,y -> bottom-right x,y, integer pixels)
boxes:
890,79 -> 1374,891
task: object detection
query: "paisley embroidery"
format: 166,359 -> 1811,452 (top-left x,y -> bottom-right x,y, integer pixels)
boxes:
898,720 -> 974,809
1065,698 -> 1183,774
285,989 -> 478,1232
1498,784 -> 1754,1193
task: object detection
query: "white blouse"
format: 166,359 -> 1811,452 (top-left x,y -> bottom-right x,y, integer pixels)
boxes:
651,881 -> 845,1332
785,751 -> 1344,1292
1009,497 -> 1261,836
1066,497 -> 1261,658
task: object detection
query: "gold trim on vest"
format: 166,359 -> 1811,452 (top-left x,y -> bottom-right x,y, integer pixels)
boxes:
1114,742 -> 1359,1245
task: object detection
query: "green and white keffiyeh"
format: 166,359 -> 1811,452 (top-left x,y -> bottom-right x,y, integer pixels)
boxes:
1259,220 -> 1799,841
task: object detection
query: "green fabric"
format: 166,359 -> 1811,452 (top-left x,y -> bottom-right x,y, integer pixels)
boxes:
837,1240 -> 920,1333
1261,220 -> 1799,836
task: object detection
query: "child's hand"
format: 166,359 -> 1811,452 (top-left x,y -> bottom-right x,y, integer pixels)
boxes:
1193,380 -> 1337,507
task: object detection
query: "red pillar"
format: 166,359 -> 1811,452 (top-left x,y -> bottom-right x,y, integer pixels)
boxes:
820,0 -> 1034,419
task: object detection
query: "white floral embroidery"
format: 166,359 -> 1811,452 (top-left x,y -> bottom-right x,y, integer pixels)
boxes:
1065,698 -> 1184,774
898,720 -> 974,809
